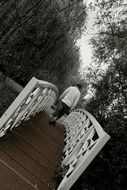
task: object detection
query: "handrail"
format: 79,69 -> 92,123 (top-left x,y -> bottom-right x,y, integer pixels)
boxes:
0,78 -> 110,190
0,77 -> 58,137
75,109 -> 105,137
57,109 -> 110,190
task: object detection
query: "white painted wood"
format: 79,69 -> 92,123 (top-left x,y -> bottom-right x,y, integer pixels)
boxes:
0,77 -> 58,137
57,109 -> 110,190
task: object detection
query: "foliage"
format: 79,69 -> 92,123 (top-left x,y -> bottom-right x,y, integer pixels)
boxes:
0,0 -> 86,89
0,82 -> 18,117
71,0 -> 127,189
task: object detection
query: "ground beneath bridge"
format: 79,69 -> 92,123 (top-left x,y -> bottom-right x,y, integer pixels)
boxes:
0,112 -> 64,190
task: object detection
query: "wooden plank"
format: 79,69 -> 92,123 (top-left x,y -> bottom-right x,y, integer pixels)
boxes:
0,112 -> 64,190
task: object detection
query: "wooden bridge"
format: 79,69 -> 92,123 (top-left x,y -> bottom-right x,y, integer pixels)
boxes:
0,77 -> 110,190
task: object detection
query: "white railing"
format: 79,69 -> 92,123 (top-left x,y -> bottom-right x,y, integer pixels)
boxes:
0,79 -> 110,189
57,109 -> 110,190
0,77 -> 58,137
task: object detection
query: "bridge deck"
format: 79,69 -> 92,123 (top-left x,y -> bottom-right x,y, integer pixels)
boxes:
0,112 -> 64,190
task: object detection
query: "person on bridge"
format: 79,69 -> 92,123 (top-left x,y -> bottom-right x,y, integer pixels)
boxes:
49,83 -> 82,126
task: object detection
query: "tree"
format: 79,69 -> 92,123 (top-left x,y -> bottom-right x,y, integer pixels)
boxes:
71,1 -> 127,189
0,0 -> 86,88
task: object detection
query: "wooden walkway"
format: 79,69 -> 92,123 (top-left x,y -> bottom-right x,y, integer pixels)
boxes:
0,112 -> 64,190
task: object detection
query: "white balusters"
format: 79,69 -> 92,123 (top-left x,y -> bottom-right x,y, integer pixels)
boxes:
0,77 -> 58,137
0,77 -> 110,190
57,109 -> 110,190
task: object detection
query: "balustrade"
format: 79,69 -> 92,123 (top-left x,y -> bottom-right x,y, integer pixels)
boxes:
0,77 -> 58,137
57,109 -> 110,190
0,78 -> 110,190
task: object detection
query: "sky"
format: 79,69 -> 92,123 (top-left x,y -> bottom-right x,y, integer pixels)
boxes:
78,35 -> 93,68
78,0 -> 97,100
77,0 -> 96,69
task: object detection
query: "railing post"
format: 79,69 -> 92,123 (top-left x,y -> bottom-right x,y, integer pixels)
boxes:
0,77 -> 38,131
0,77 -> 58,137
57,109 -> 110,190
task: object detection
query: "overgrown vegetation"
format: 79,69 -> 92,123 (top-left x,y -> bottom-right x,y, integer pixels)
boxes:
0,0 -> 86,88
71,0 -> 127,189
0,0 -> 126,190
0,0 -> 86,115
0,83 -> 18,117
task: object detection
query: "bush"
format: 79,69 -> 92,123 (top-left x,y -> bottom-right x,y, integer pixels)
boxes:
0,83 -> 18,117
